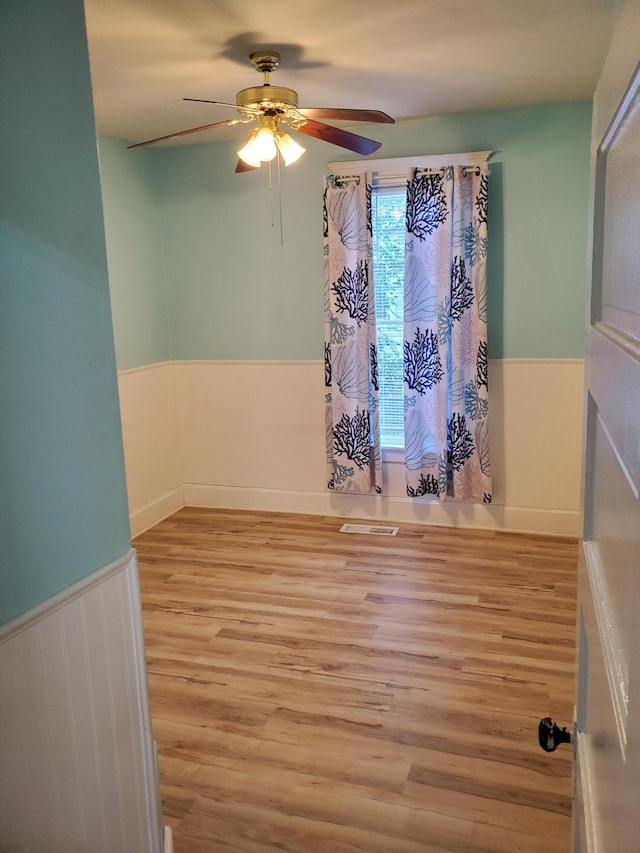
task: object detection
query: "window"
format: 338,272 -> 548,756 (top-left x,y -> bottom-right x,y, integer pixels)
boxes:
371,188 -> 405,448
329,151 -> 491,452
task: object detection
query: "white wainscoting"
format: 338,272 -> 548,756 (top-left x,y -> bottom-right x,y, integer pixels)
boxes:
0,551 -> 163,853
117,362 -> 183,537
118,359 -> 584,536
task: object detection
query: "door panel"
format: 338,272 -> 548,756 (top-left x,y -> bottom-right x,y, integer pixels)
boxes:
575,5 -> 640,849
587,325 -> 640,488
600,85 -> 640,340
576,557 -> 631,849
590,405 -> 637,696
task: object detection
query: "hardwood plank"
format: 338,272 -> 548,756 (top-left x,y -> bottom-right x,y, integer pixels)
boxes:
135,508 -> 577,851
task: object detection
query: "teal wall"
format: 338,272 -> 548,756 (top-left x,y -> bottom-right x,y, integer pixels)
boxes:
98,136 -> 172,370
154,139 -> 326,363
0,0 -> 131,624
117,99 -> 587,364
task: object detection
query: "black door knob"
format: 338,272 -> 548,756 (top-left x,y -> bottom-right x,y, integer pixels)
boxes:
538,717 -> 571,752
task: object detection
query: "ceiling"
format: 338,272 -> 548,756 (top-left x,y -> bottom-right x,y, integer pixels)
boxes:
84,0 -> 619,147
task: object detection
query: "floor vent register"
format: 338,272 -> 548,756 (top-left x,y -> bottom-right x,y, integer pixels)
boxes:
339,523 -> 399,536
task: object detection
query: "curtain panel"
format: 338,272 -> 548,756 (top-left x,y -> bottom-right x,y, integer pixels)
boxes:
403,165 -> 491,502
323,173 -> 382,493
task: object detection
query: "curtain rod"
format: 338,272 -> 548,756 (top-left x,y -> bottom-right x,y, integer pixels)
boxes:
327,165 -> 484,186
328,150 -> 492,179
415,165 -> 483,176
326,174 -> 362,187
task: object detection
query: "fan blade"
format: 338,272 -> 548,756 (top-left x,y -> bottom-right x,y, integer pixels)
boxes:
235,159 -> 259,173
295,119 -> 381,155
127,118 -> 241,149
184,98 -> 260,114
298,108 -> 394,124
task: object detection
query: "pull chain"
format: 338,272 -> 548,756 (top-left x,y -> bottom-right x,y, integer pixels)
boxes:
266,156 -> 284,244
268,159 -> 274,228
277,152 -> 284,245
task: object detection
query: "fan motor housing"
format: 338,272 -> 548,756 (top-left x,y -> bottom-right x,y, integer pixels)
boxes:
236,85 -> 299,113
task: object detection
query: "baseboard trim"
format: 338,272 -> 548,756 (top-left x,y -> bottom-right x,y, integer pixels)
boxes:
182,483 -> 580,537
130,486 -> 185,538
164,826 -> 174,853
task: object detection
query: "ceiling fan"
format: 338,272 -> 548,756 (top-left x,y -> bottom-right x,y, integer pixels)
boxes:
128,51 -> 394,172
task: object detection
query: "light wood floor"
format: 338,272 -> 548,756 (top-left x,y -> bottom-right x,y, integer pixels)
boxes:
135,507 -> 578,852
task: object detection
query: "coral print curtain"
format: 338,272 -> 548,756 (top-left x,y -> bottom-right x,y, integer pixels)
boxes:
324,173 -> 382,493
403,165 -> 491,502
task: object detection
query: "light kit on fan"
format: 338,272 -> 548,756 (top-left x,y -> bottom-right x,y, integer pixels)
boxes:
236,129 -> 261,167
275,131 -> 305,165
237,116 -> 305,168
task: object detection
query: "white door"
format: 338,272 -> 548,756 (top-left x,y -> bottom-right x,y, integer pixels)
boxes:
574,3 -> 640,851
